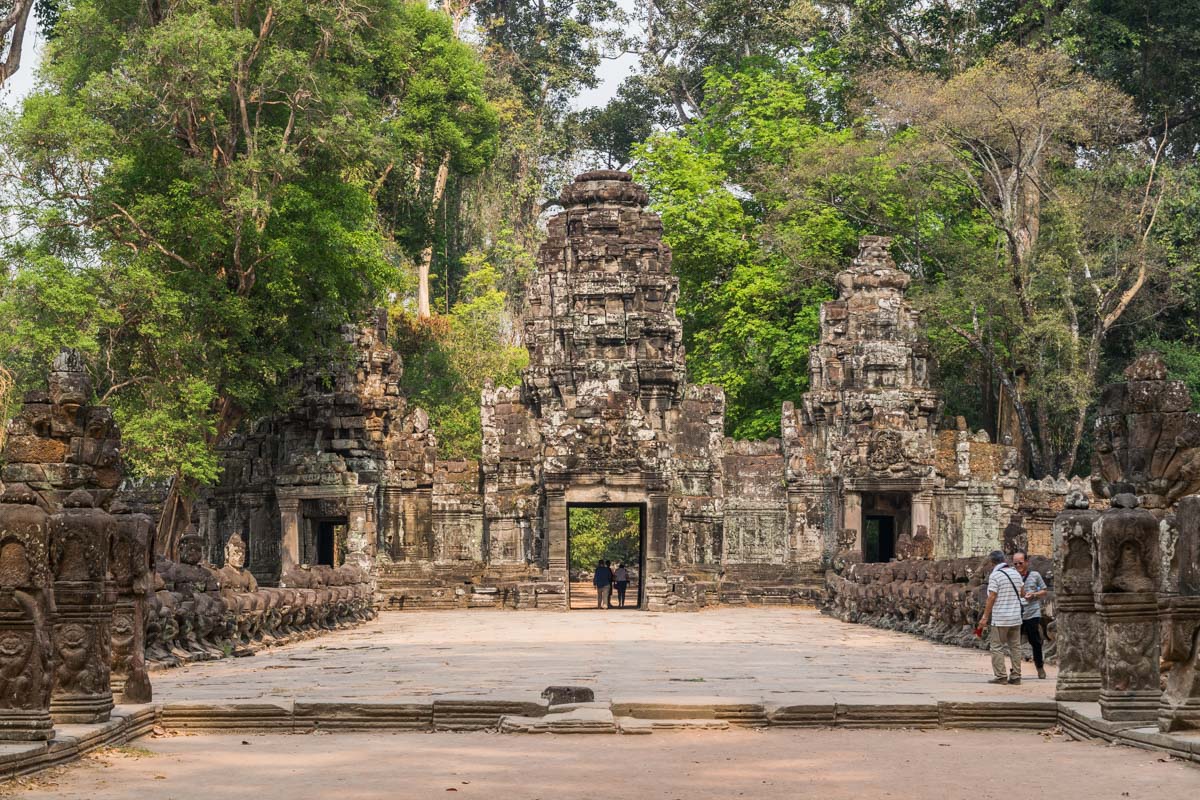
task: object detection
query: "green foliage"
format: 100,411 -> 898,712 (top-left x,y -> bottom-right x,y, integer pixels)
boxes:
375,2 -> 499,278
396,251 -> 528,459
632,56 -> 865,438
568,507 -> 640,573
0,0 -> 495,489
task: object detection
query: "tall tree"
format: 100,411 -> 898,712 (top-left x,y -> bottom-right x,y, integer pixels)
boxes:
0,0 -> 494,554
0,0 -> 36,87
869,46 -> 1172,476
372,1 -> 498,319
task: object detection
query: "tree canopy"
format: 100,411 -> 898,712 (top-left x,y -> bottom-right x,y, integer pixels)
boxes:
3,0 -> 1199,508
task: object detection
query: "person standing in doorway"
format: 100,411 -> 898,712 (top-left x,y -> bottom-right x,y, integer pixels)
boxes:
614,562 -> 630,608
603,560 -> 615,608
1013,550 -> 1048,679
977,550 -> 1026,685
593,560 -> 612,609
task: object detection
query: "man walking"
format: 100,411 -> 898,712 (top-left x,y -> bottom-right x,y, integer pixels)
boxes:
977,550 -> 1025,685
1013,550 -> 1048,679
593,559 -> 612,609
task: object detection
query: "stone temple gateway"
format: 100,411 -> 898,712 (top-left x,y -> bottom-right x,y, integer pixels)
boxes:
200,170 -> 1047,611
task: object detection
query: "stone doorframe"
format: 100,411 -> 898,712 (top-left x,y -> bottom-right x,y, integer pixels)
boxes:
276,484 -> 377,574
543,472 -> 669,610
841,478 -> 936,560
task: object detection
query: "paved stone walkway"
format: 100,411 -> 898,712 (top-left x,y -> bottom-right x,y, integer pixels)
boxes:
10,729 -> 1198,800
151,608 -> 1056,705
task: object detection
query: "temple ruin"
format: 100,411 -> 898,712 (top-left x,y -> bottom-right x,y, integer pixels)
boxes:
196,171 -> 1053,611
6,170 -> 1200,779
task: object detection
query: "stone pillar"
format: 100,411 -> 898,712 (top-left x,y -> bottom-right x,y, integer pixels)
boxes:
344,493 -> 372,573
912,491 -> 933,541
109,508 -> 153,704
1052,498 -> 1102,701
379,485 -> 404,560
787,483 -> 827,564
49,489 -> 115,724
279,497 -> 301,573
545,491 -> 567,574
843,491 -> 862,557
1159,495 -> 1200,731
195,503 -> 215,564
646,493 -> 670,574
1094,494 -> 1162,722
0,486 -> 56,741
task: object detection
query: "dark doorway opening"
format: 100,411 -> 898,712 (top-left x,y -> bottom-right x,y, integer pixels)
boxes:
567,503 -> 645,610
861,492 -> 912,563
864,515 -> 895,563
312,519 -> 346,567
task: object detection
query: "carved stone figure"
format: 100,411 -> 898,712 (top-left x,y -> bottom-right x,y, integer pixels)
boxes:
1052,495 -> 1102,701
172,527 -> 225,659
49,489 -> 114,724
867,430 -> 904,471
1092,353 -> 1200,510
108,504 -> 153,704
0,486 -> 56,740
1159,495 -> 1200,731
1094,494 -> 1161,722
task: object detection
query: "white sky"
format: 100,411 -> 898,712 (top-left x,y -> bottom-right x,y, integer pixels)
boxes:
573,51 -> 639,111
2,10 -> 630,110
1,25 -> 42,108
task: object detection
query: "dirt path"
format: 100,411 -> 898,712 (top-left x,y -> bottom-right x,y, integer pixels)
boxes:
6,728 -> 1196,800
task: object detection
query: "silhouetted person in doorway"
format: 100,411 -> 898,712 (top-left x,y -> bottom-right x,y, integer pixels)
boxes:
593,560 -> 612,609
614,563 -> 629,607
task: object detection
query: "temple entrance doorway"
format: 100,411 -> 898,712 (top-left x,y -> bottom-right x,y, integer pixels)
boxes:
861,492 -> 912,563
309,518 -> 346,567
567,503 -> 645,610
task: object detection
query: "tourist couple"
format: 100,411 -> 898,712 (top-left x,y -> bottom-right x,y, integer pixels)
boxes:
976,550 -> 1048,685
593,560 -> 630,609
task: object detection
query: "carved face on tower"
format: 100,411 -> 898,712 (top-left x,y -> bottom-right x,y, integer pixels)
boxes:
48,349 -> 92,416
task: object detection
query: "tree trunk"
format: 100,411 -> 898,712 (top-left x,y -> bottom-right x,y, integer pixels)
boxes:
416,152 -> 451,320
417,244 -> 433,318
154,476 -> 196,558
154,395 -> 243,558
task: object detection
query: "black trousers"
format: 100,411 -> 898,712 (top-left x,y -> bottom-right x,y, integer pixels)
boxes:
1021,617 -> 1044,669
615,581 -> 629,606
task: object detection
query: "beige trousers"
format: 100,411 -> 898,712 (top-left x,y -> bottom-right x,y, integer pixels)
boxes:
989,624 -> 1022,679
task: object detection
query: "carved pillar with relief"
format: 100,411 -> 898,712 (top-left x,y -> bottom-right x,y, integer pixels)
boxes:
1052,495 -> 1102,702
1094,494 -> 1162,722
0,486 -> 56,741
1159,495 -> 1200,731
344,493 -> 373,573
108,507 -> 153,704
49,489 -> 115,724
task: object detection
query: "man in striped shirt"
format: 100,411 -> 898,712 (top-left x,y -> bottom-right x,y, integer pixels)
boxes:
978,550 -> 1025,685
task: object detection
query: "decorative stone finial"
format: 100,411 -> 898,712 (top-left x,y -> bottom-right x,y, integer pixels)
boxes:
835,236 -> 910,298
558,170 -> 649,208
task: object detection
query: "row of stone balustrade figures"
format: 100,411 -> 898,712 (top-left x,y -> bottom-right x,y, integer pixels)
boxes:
1053,492 -> 1200,732
146,538 -> 376,669
823,555 -> 1056,656
0,484 -> 375,743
